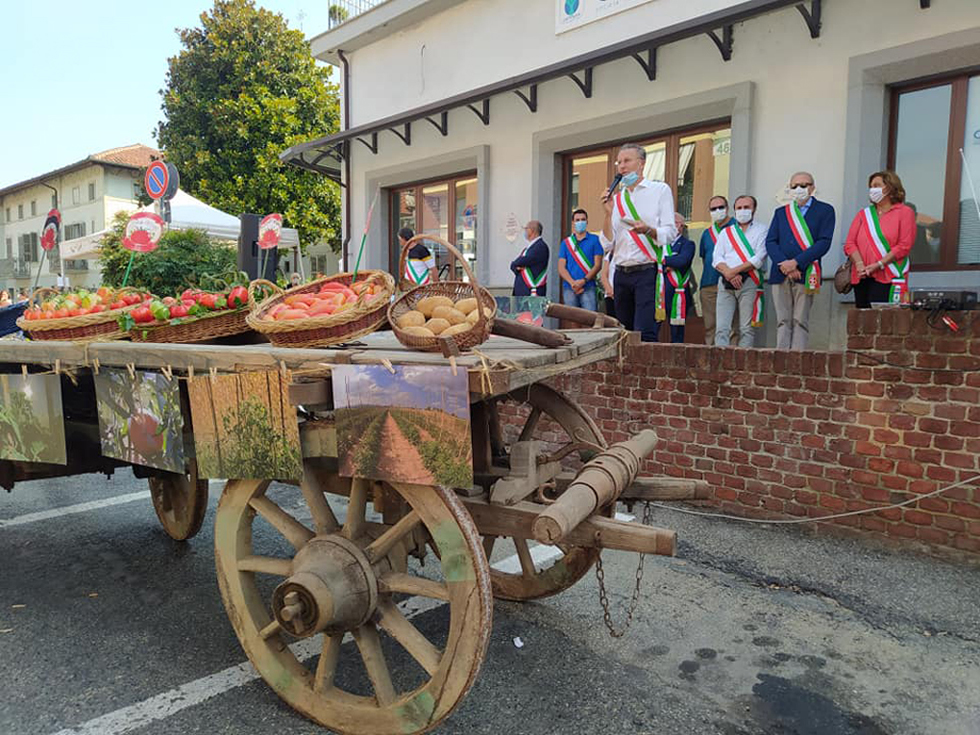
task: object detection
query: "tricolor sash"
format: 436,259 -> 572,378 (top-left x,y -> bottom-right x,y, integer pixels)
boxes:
663,239 -> 692,326
404,258 -> 432,286
861,206 -> 910,304
722,224 -> 765,327
785,202 -> 821,294
518,246 -> 547,292
564,236 -> 593,276
616,187 -> 667,320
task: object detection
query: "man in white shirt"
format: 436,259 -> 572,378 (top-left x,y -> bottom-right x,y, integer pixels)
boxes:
712,195 -> 768,348
600,143 -> 677,342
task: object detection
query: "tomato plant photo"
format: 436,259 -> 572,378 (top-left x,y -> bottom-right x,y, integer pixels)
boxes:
0,374 -> 67,465
186,370 -> 301,480
333,365 -> 472,487
93,368 -> 185,474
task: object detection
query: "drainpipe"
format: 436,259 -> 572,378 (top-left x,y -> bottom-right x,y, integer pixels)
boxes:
338,49 -> 352,272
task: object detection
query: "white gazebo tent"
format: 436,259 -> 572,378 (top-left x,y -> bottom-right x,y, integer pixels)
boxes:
60,189 -> 301,264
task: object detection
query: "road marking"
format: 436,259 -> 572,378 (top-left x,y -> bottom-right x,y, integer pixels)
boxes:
0,492 -> 149,529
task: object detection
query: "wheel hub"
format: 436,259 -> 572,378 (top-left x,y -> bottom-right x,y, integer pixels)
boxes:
272,535 -> 378,638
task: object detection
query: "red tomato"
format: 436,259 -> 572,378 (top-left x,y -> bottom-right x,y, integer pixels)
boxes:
199,294 -> 216,309
132,306 -> 154,323
129,413 -> 163,457
228,286 -> 248,309
54,308 -> 69,318
91,305 -> 106,313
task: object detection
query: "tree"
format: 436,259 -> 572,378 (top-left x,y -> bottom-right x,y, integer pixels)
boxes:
156,0 -> 340,253
98,211 -> 238,296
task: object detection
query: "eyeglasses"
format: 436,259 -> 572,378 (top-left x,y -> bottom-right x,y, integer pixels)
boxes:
709,206 -> 727,212
791,183 -> 813,189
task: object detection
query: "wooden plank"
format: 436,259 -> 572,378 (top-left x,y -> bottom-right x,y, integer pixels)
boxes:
289,380 -> 331,406
461,496 -> 675,556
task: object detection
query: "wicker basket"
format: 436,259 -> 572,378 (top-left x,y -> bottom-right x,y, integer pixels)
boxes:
16,287 -> 141,342
128,282 -> 275,343
246,271 -> 395,348
388,235 -> 495,352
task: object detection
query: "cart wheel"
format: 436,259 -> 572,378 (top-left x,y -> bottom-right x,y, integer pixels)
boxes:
148,460 -> 208,541
485,383 -> 609,601
214,473 -> 492,735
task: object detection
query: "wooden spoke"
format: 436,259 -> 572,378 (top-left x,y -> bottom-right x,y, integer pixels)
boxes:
343,479 -> 369,540
482,535 -> 496,560
248,495 -> 314,551
378,572 -> 450,601
259,619 -> 282,641
376,600 -> 441,676
238,555 -> 292,576
364,510 -> 420,563
518,406 -> 543,442
353,623 -> 397,706
300,472 -> 340,535
314,634 -> 342,694
513,537 -> 536,580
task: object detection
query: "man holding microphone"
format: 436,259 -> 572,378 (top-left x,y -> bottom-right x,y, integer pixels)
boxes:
600,143 -> 677,342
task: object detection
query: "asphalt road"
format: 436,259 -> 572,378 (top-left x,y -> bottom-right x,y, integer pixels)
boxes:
2,470 -> 979,735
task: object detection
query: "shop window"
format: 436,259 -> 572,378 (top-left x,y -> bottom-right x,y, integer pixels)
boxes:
389,172 -> 478,281
890,72 -> 980,270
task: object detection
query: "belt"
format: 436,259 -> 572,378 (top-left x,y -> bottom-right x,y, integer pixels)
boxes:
617,262 -> 656,274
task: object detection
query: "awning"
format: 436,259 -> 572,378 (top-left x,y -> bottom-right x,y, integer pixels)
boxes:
281,0 -> 821,181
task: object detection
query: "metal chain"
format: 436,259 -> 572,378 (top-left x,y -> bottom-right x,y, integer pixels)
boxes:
594,501 -> 653,638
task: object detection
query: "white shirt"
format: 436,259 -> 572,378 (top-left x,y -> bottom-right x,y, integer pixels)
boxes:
599,178 -> 677,268
712,219 -> 769,273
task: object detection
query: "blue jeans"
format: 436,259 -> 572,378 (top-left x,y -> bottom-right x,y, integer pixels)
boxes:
562,285 -> 597,312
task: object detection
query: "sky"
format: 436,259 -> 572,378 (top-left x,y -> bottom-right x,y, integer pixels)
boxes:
0,0 -> 338,190
333,365 -> 470,419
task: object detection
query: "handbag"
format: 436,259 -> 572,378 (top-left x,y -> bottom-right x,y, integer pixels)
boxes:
834,259 -> 853,294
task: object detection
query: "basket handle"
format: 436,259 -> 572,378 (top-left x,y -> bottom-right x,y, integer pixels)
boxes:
28,287 -> 60,309
247,279 -> 280,306
399,234 -> 488,332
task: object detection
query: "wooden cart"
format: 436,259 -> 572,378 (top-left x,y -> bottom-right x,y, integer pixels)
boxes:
0,329 -> 703,734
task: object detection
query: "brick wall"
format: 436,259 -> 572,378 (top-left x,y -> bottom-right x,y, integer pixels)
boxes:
540,308 -> 980,560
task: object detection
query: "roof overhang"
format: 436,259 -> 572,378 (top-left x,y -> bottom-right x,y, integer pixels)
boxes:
283,0 -> 820,181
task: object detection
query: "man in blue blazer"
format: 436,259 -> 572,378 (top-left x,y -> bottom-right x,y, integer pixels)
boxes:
766,172 -> 836,350
511,220 -> 549,297
658,212 -> 696,343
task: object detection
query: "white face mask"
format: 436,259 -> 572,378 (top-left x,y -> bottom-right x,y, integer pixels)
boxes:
735,208 -> 754,224
790,185 -> 811,202
869,187 -> 886,204
709,207 -> 728,223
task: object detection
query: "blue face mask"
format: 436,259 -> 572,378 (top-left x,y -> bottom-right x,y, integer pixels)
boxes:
574,221 -> 588,234
621,171 -> 640,187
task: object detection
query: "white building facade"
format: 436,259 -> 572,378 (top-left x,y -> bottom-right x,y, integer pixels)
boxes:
0,145 -> 157,292
287,0 -> 980,349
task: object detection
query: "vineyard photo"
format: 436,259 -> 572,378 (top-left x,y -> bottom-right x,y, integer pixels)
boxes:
187,370 -> 302,480
333,365 -> 472,487
94,368 -> 184,473
0,374 -> 67,465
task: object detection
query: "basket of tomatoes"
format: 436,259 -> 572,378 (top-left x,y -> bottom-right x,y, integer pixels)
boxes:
17,287 -> 148,342
246,271 -> 394,348
121,281 -> 269,344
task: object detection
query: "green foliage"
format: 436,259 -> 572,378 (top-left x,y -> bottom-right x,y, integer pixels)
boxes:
98,211 -> 237,296
156,0 -> 341,253
199,396 -> 301,479
0,391 -> 49,462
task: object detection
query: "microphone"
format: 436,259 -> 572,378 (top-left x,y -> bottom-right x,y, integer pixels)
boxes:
603,173 -> 622,202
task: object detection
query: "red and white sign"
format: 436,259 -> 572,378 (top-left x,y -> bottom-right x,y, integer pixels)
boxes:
144,161 -> 170,200
123,212 -> 166,253
258,213 -> 283,250
40,208 -> 61,251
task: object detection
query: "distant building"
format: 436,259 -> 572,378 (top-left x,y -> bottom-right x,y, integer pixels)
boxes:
0,144 -> 159,291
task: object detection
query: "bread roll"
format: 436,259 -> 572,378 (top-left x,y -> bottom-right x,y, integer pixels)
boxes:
424,317 -> 451,335
465,307 -> 493,324
442,322 -> 472,337
454,297 -> 478,315
432,305 -> 467,325
397,310 -> 426,328
402,326 -> 435,337
417,295 -> 455,317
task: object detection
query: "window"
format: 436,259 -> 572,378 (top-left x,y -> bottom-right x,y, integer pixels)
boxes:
17,204 -> 23,220
389,172 -> 478,280
72,186 -> 80,205
562,121 -> 731,261
30,200 -> 36,216
5,237 -> 11,259
65,259 -> 88,271
19,233 -> 38,262
890,71 -> 980,269
4,208 -> 9,223
64,223 -> 86,240
51,193 -> 57,208
88,182 -> 96,201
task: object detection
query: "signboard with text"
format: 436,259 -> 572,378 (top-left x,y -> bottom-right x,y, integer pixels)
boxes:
556,0 -> 657,33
